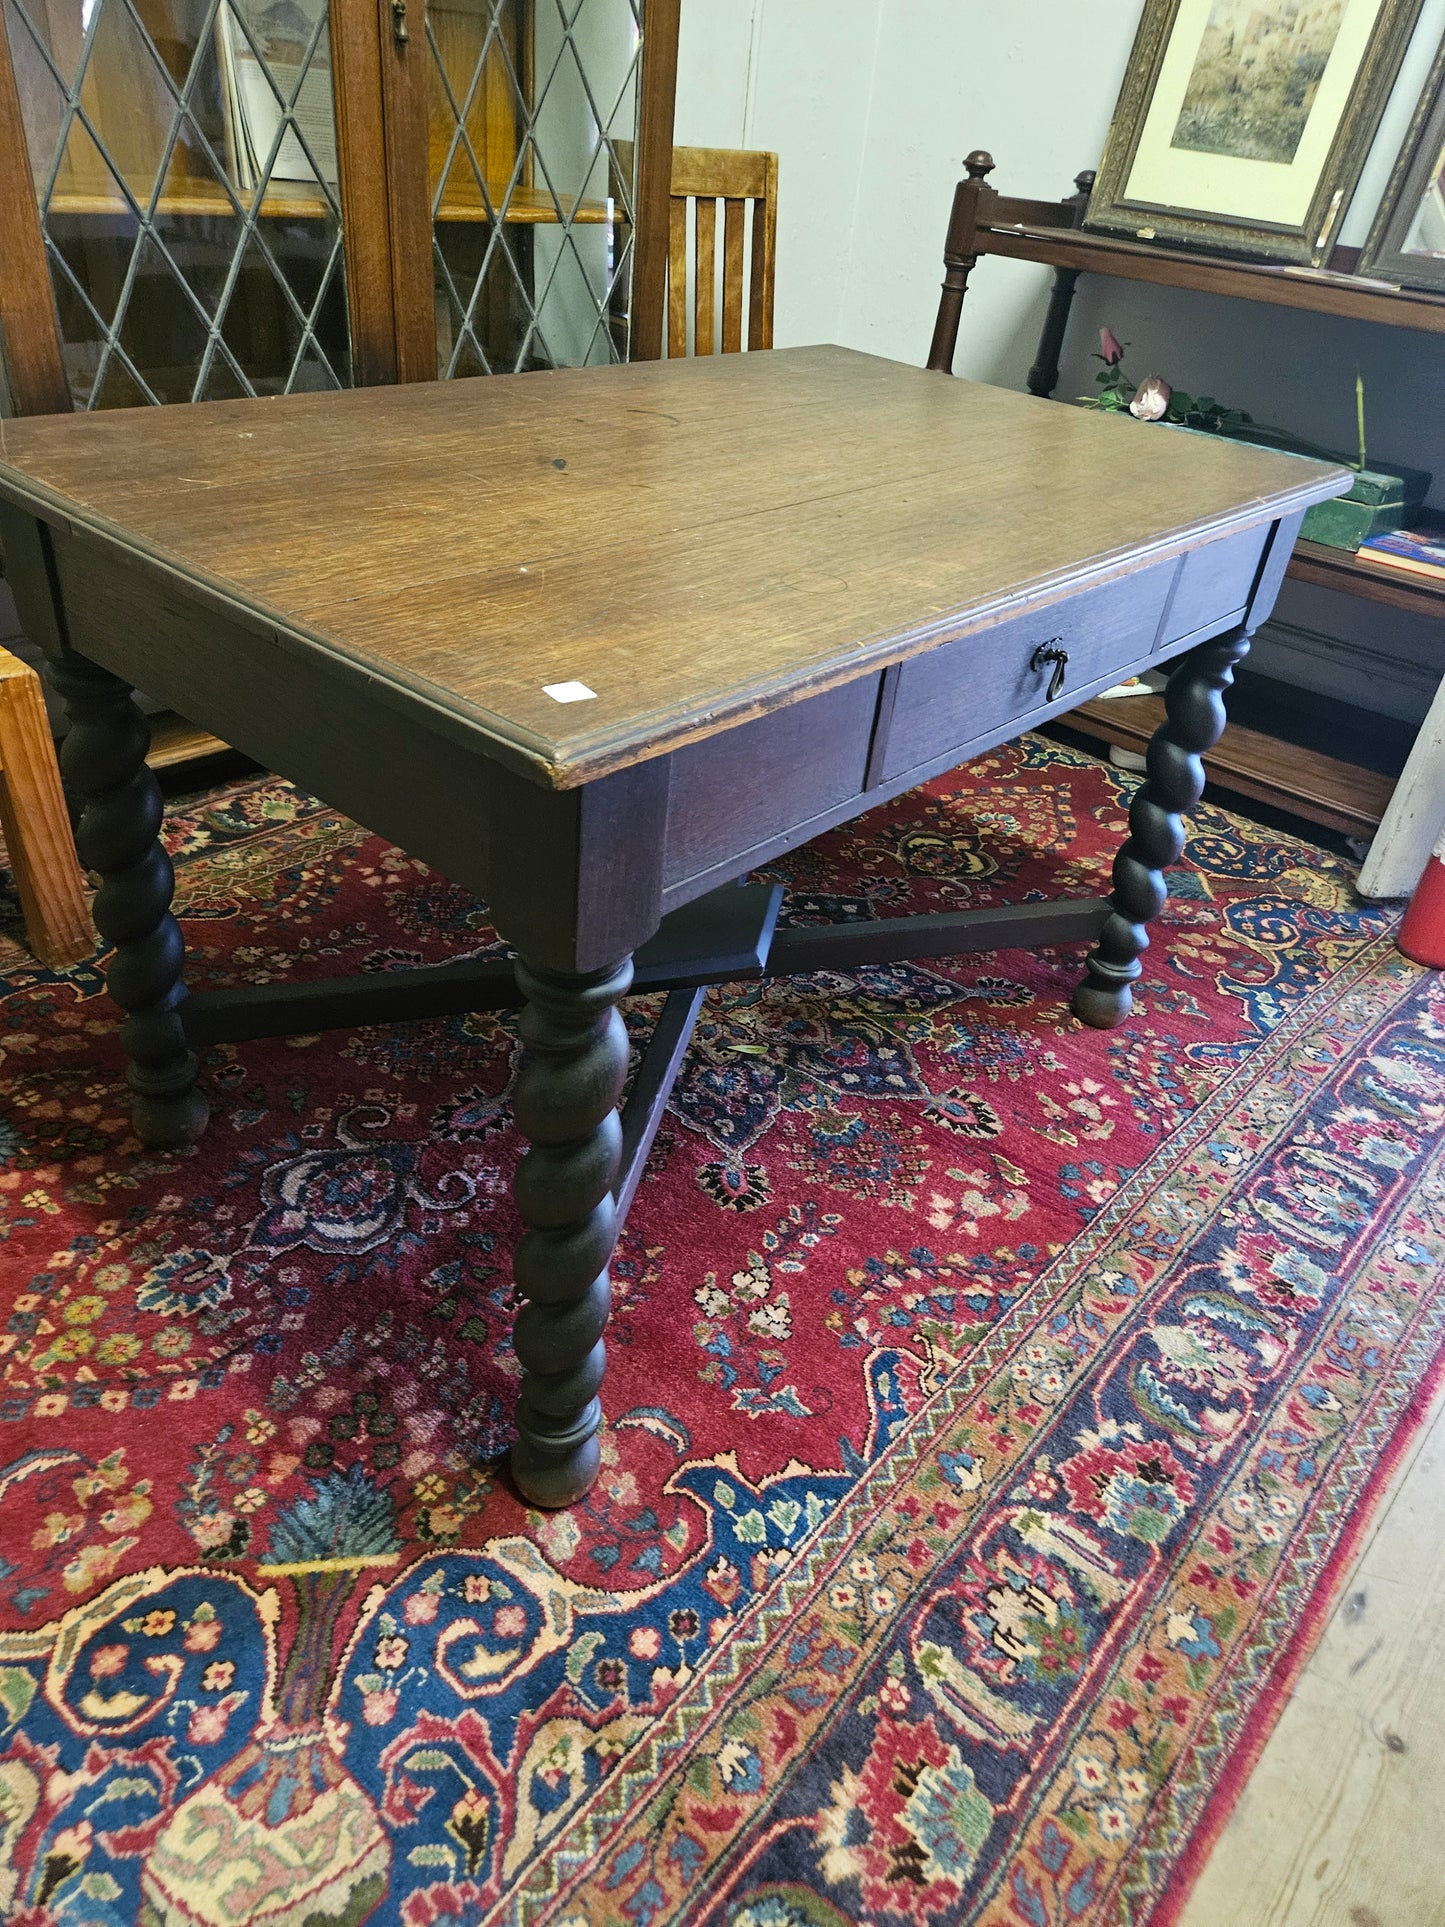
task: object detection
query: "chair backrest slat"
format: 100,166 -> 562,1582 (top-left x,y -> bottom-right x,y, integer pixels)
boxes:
667,194 -> 690,357
694,196 -> 717,356
665,146 -> 778,358
721,198 -> 746,352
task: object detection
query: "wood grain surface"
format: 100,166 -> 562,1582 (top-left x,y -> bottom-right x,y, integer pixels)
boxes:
1179,1377 -> 1445,1927
0,348 -> 1345,787
0,644 -> 90,965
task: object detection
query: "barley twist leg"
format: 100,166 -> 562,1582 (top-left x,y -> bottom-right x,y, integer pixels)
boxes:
50,654 -> 207,1147
509,955 -> 632,1507
1073,626 -> 1251,1027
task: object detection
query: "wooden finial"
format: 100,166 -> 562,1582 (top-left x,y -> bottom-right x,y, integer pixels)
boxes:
964,150 -> 995,181
1074,168 -> 1097,196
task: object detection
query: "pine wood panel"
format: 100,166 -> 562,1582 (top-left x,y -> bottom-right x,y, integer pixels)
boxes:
0,348 -> 1345,788
0,645 -> 90,966
721,198 -> 745,352
694,196 -> 716,356
145,713 -> 233,771
670,147 -> 774,199
1180,1382 -> 1445,1927
666,196 -> 688,356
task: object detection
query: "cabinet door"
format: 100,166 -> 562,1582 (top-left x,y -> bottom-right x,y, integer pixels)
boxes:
421,0 -> 672,376
0,0 -> 390,408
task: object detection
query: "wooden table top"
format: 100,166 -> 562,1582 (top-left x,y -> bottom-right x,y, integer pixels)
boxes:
0,347 -> 1344,787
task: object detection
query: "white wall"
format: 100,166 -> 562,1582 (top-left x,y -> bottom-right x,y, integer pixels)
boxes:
673,0 -> 1445,725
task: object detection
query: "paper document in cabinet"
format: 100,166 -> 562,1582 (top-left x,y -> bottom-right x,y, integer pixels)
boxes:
218,0 -> 338,191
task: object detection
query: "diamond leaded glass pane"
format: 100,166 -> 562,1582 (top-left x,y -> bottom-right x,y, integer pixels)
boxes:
4,0 -> 351,409
427,0 -> 643,378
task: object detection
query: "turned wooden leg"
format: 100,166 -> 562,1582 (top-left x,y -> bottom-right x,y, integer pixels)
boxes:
50,654 -> 208,1148
1026,266 -> 1081,399
1073,626 -> 1251,1028
509,955 -> 632,1508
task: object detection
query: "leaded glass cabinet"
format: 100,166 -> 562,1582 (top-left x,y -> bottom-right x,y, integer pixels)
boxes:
0,0 -> 679,415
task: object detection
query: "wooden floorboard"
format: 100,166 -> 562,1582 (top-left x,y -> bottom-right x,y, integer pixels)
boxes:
1069,695 -> 1396,839
1179,1378 -> 1445,1926
145,712 -> 231,771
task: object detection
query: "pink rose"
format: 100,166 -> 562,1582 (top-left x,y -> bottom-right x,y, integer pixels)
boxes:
1129,375 -> 1172,421
404,1591 -> 440,1625
1099,326 -> 1124,364
493,1605 -> 527,1638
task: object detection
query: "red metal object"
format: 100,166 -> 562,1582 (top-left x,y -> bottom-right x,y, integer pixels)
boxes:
1397,823 -> 1445,968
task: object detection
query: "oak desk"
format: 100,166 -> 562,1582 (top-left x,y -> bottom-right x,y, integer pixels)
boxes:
0,347 -> 1346,1506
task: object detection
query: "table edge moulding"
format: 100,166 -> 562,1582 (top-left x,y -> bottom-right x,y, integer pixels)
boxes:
0,346 -> 1349,1507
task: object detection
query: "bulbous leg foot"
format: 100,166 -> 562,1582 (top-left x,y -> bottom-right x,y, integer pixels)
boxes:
1073,626 -> 1251,1029
50,654 -> 207,1149
508,955 -> 632,1508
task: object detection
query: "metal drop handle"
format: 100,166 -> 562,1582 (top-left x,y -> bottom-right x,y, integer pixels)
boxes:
392,0 -> 409,43
1031,639 -> 1069,702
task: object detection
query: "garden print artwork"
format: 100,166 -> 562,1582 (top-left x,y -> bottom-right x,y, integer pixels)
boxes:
1173,0 -> 1345,162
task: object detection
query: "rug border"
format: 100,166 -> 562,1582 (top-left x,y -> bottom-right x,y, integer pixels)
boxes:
513,932 -> 1427,1927
1153,1288 -> 1445,1925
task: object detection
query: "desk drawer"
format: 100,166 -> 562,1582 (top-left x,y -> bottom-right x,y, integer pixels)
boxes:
878,565 -> 1171,784
1161,526 -> 1268,641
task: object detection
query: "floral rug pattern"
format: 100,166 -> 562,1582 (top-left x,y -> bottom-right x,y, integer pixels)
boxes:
0,737 -> 1440,1927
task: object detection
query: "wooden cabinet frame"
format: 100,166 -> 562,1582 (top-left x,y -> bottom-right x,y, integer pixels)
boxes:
0,0 -> 679,414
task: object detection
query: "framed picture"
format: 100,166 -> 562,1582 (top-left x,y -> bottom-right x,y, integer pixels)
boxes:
1360,30 -> 1445,290
1085,0 -> 1425,264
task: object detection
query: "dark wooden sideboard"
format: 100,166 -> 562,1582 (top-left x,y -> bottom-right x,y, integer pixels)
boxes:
926,151 -> 1445,840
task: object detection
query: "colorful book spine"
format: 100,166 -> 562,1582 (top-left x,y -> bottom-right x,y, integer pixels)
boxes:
1357,528 -> 1445,581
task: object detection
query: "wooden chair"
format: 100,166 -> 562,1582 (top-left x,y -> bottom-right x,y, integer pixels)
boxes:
666,146 -> 778,357
926,150 -> 1095,397
0,644 -> 91,967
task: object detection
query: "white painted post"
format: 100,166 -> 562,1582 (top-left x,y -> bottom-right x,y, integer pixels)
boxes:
1357,672 -> 1445,900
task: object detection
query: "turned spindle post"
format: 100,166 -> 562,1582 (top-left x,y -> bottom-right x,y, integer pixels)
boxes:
50,653 -> 208,1148
509,955 -> 633,1508
926,150 -> 995,375
1073,625 -> 1252,1028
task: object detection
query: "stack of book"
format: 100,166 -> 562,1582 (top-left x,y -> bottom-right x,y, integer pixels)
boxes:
1357,526 -> 1445,586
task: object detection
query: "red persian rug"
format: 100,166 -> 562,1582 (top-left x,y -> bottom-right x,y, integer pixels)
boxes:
1,735 -> 1441,1927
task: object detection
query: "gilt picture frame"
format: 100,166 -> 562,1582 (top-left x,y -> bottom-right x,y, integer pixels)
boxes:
1085,0 -> 1425,265
1359,29 -> 1445,290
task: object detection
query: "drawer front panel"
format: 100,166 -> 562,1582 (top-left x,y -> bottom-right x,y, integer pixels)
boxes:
1159,527 -> 1267,644
879,565 -> 1172,784
663,677 -> 878,892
